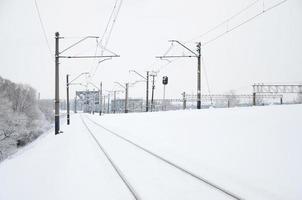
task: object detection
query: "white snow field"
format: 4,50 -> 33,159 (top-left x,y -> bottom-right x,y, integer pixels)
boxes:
0,105 -> 301,200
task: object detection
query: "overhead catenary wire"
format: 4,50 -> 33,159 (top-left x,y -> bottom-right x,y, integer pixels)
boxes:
102,0 -> 123,52
202,56 -> 213,105
85,116 -> 243,200
186,0 -> 261,43
155,0 -> 264,72
89,0 -> 119,77
90,0 -> 123,78
200,0 -> 289,46
33,0 -> 53,58
155,0 -> 289,98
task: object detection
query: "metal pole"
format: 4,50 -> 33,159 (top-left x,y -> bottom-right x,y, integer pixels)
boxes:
252,84 -> 256,106
197,42 -> 201,109
103,95 -> 106,114
151,75 -> 155,112
146,71 -> 149,112
182,92 -> 186,110
55,32 -> 60,135
66,74 -> 70,125
107,93 -> 110,113
114,91 -> 116,113
99,82 -> 102,115
163,84 -> 166,111
92,92 -> 95,114
74,94 -> 77,113
125,83 -> 129,113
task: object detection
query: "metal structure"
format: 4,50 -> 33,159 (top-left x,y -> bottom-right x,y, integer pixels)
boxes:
105,90 -> 124,113
150,72 -> 157,112
54,32 -> 119,134
162,76 -> 168,111
252,84 -> 302,106
66,75 -> 70,125
146,93 -> 284,111
253,84 -> 302,94
129,70 -> 149,112
75,90 -> 100,113
66,72 -> 89,125
156,40 -> 202,109
115,82 -> 129,113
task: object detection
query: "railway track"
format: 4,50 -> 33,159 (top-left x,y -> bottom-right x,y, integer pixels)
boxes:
80,114 -> 244,200
80,114 -> 140,200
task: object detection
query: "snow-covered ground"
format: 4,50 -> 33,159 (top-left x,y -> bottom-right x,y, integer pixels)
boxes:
0,105 -> 301,200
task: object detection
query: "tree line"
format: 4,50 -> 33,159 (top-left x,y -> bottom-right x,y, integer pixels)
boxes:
0,76 -> 53,162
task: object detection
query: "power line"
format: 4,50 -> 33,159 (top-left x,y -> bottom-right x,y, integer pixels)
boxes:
187,0 -> 261,43
155,0 -> 289,95
201,0 -> 289,46
99,0 -> 120,46
90,0 -> 123,78
89,0 -> 119,77
33,0 -> 52,57
102,0 -> 123,52
202,56 -> 213,105
156,0 -> 262,74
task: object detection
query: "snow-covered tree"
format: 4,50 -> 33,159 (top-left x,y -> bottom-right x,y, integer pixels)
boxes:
0,76 -> 52,161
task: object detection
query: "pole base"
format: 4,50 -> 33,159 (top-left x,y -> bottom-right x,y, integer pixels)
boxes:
197,101 -> 201,109
55,116 -> 60,135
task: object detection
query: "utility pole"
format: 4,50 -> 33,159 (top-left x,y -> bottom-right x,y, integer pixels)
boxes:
156,40 -> 202,109
99,82 -> 102,115
55,32 -> 60,134
107,93 -> 110,113
92,91 -> 96,114
115,82 -> 129,113
253,84 -> 256,106
67,72 -> 89,119
106,90 -> 123,113
197,42 -> 201,109
53,32 -> 119,135
182,92 -> 187,110
113,91 -> 117,113
150,73 -> 157,112
129,70 -> 149,112
146,71 -> 149,112
74,95 -> 77,113
103,95 -> 106,113
125,83 -> 129,113
66,74 -> 70,125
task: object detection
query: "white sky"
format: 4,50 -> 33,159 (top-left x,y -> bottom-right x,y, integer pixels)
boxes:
0,0 -> 301,100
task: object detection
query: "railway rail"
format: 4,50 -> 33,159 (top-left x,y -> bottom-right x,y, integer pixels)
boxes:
80,114 -> 140,200
81,114 -> 244,200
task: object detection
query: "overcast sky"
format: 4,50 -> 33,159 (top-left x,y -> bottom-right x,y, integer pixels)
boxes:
0,0 -> 301,100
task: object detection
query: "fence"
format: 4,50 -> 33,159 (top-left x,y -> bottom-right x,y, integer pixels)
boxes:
73,92 -> 302,114
94,94 -> 287,113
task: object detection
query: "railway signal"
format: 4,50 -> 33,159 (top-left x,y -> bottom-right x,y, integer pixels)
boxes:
162,76 -> 168,85
162,76 -> 168,110
156,40 -> 202,109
